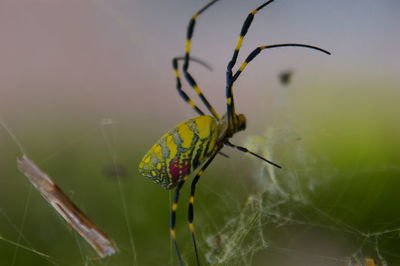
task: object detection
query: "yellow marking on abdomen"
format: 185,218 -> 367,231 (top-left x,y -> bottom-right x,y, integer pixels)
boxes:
178,122 -> 194,148
153,144 -> 163,160
195,116 -> 216,139
144,155 -> 151,163
166,135 -> 178,161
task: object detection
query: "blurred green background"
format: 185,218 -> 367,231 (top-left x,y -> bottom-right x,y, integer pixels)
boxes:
1,0 -> 399,265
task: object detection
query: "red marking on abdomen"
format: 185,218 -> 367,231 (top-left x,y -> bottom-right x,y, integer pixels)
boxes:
168,158 -> 191,189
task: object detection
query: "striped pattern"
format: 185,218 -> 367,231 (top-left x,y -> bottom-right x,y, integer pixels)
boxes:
173,58 -> 205,115
181,0 -> 221,120
138,116 -> 218,190
183,70 -> 221,120
226,0 -> 275,124
187,150 -> 219,265
170,179 -> 185,266
232,44 -> 331,83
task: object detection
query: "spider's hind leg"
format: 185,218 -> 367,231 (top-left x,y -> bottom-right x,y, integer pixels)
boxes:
170,179 -> 187,266
188,150 -> 219,266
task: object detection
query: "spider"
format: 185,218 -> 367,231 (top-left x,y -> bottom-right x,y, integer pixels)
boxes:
138,0 -> 330,265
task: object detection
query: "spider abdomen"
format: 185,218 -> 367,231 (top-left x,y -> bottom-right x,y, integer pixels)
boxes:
139,115 -> 218,190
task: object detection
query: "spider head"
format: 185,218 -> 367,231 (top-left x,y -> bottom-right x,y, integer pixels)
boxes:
218,113 -> 247,140
236,114 -> 247,131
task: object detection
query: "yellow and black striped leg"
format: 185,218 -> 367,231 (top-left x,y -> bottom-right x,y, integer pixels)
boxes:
225,141 -> 282,169
182,0 -> 221,120
226,0 -> 275,124
182,70 -> 220,120
172,56 -> 214,116
173,58 -> 205,116
232,44 -> 331,83
171,179 -> 187,266
188,151 -> 219,266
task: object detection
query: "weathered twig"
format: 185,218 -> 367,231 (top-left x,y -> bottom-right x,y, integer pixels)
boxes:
17,154 -> 118,258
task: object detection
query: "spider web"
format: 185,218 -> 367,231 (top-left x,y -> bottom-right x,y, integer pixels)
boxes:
1,1 -> 399,266
1,72 -> 399,266
201,124 -> 400,266
197,78 -> 400,265
3,78 -> 399,266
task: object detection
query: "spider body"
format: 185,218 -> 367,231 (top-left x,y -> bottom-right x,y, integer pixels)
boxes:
139,113 -> 247,190
139,115 -> 219,189
138,0 -> 330,265
139,114 -> 246,189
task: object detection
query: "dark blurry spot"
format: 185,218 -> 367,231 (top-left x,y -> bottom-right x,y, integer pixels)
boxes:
102,164 -> 128,180
279,70 -> 292,86
218,151 -> 230,158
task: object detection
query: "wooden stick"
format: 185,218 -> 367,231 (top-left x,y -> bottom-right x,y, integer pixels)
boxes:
17,154 -> 118,258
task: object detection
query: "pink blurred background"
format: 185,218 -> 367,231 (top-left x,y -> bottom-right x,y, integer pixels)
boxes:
1,0 -> 399,133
